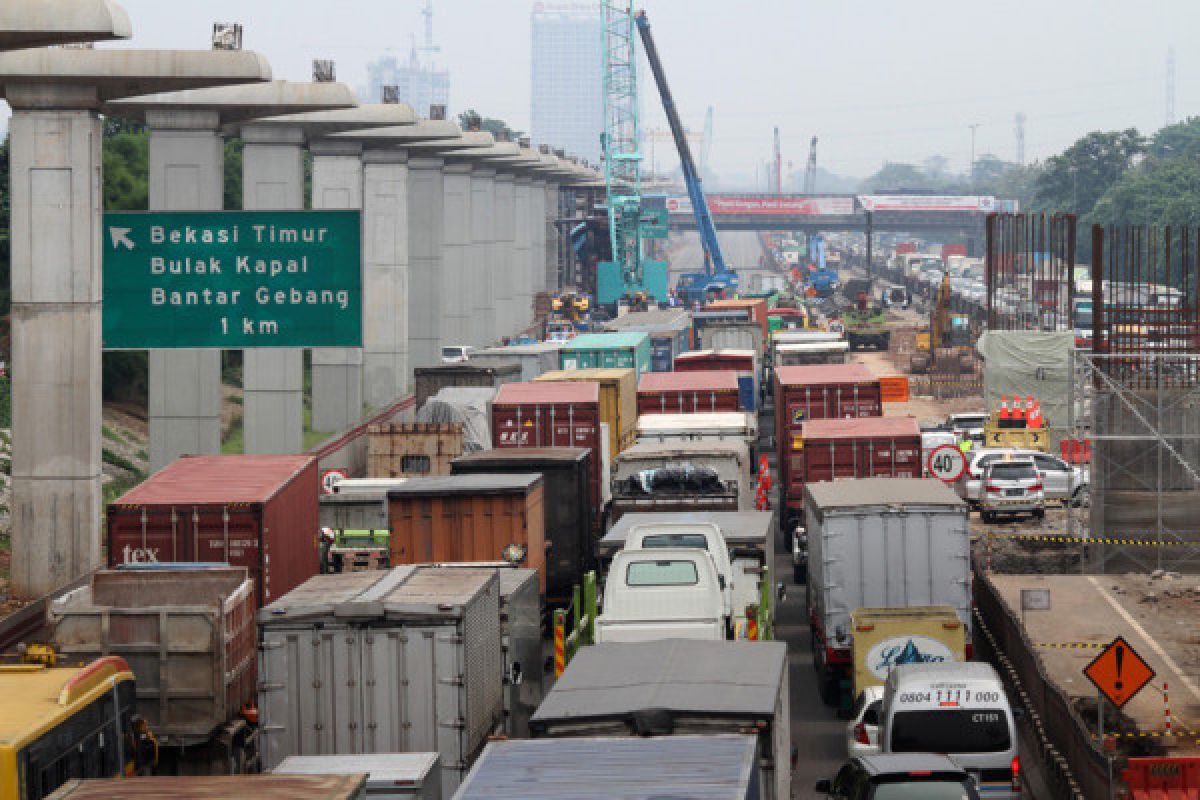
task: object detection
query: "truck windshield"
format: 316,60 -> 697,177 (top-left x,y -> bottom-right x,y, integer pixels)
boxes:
625,560 -> 699,586
639,533 -> 710,550
889,709 -> 1011,754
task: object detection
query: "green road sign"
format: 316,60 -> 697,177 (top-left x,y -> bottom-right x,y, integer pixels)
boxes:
640,206 -> 668,239
103,210 -> 362,349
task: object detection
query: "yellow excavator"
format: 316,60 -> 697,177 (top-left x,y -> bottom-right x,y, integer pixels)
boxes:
551,292 -> 590,326
910,274 -> 973,374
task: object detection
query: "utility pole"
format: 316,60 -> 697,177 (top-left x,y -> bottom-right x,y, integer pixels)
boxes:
968,123 -> 981,178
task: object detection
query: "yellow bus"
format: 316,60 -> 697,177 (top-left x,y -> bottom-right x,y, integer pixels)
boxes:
0,657 -> 156,800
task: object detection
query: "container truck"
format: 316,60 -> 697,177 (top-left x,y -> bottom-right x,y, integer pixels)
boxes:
610,439 -> 751,519
850,605 -> 966,701
534,367 -> 636,460
257,566 -> 504,797
366,423 -> 464,478
804,478 -> 971,709
107,454 -> 319,607
385,475 -> 546,592
491,381 -> 611,532
600,307 -> 692,372
413,363 -> 519,411
415,388 -> 494,454
558,331 -> 652,375
49,565 -> 258,772
530,639 -> 792,800
454,736 -> 761,800
636,411 -> 757,450
450,448 -> 592,607
703,297 -> 769,343
468,341 -> 563,381
674,348 -> 759,411
704,320 -> 764,360
637,369 -> 741,415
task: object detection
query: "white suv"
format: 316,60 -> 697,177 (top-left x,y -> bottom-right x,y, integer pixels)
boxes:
957,448 -> 1088,508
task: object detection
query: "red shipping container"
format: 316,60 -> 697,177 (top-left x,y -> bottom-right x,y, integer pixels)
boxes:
492,381 -> 605,527
775,364 -> 884,527
637,370 -> 741,415
107,454 -> 319,608
796,416 -> 923,486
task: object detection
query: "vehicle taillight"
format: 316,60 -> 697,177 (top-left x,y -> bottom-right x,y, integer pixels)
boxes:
1011,755 -> 1021,791
1029,482 -> 1043,492
853,723 -> 870,745
985,484 -> 1001,493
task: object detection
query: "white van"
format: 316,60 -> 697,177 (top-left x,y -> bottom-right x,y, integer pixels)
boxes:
881,662 -> 1021,798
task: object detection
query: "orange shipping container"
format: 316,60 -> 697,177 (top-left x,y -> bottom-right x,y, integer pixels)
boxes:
387,475 -> 547,592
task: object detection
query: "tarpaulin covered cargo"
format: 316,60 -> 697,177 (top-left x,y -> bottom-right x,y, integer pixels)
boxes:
451,449 -> 592,605
416,387 -> 495,453
455,735 -> 760,800
386,475 -> 546,592
559,331 -> 652,375
491,382 -> 609,527
258,567 -> 503,797
637,370 -> 740,415
107,455 -> 318,607
534,368 -> 636,459
610,440 -> 752,519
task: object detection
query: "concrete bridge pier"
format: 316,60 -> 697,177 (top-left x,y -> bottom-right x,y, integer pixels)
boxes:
469,166 -> 498,347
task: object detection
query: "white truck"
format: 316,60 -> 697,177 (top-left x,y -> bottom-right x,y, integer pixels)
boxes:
805,478 -> 971,711
594,547 -> 728,642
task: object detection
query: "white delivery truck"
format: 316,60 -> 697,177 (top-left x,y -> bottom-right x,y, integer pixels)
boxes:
530,640 -> 793,800
805,478 -> 971,710
594,547 -> 727,642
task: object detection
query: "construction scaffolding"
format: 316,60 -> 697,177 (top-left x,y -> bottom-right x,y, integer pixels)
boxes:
985,212 -> 1076,332
1070,225 -> 1200,572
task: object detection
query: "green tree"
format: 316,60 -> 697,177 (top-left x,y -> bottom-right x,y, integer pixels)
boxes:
456,109 -> 523,142
1147,116 -> 1200,161
102,130 -> 149,210
1088,157 -> 1200,230
1032,129 -> 1144,216
860,161 -> 938,192
224,137 -> 243,210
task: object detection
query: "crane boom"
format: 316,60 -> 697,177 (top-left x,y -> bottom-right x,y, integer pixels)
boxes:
635,10 -> 730,281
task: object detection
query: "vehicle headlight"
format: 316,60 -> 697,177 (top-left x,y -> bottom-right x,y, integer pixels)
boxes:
502,543 -> 528,564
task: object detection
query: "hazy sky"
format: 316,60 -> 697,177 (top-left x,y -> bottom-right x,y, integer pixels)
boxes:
63,1 -> 1200,185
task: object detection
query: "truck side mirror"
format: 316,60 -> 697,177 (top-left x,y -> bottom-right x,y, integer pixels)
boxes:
777,582 -> 786,603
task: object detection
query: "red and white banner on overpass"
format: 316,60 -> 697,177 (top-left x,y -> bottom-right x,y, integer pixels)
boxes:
666,194 -> 996,216
666,195 -> 855,216
857,195 -> 997,212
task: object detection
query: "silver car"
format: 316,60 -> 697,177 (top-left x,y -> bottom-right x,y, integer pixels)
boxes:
958,448 -> 1089,508
979,457 -> 1045,523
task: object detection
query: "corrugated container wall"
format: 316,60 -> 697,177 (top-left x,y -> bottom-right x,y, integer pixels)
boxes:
468,342 -> 564,382
258,567 -> 503,798
386,476 -> 546,593
491,382 -> 607,531
637,370 -> 741,415
704,321 -> 764,360
414,364 -> 521,411
107,455 -> 319,607
558,332 -> 652,376
798,416 -> 923,486
367,423 -> 465,478
49,567 -> 256,746
534,368 -> 635,459
451,449 -> 592,605
674,350 -> 759,412
45,775 -> 369,800
601,309 -> 692,372
704,297 -> 769,342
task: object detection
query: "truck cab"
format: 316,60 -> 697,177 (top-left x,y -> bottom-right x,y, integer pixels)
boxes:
622,522 -> 734,623
595,547 -> 728,642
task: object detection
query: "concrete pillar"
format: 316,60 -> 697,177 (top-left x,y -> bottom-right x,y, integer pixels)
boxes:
512,176 -> 533,333
470,167 -> 496,347
362,148 -> 409,406
442,162 -> 473,347
492,173 -> 516,342
407,155 -> 445,371
241,123 -> 305,453
144,110 -> 224,472
545,182 -> 560,293
309,140 -> 364,432
530,178 -> 547,300
8,92 -> 103,596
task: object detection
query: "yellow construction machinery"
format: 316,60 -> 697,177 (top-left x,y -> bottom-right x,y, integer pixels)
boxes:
910,274 -> 973,374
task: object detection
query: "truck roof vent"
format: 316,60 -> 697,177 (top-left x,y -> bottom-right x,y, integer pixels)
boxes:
630,707 -> 674,736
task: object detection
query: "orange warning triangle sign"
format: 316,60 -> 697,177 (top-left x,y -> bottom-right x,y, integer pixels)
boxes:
1083,636 -> 1155,709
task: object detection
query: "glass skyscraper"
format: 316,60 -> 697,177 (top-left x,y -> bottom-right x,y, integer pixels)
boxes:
531,2 -> 604,165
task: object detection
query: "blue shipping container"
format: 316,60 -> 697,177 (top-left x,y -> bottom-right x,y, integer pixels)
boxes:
738,374 -> 757,412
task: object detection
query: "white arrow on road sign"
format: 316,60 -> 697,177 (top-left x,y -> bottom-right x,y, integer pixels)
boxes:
109,227 -> 135,251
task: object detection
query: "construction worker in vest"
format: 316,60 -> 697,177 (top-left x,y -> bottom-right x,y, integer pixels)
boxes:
959,437 -> 973,454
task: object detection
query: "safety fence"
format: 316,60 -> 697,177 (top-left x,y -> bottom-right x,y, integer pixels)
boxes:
974,568 -> 1111,800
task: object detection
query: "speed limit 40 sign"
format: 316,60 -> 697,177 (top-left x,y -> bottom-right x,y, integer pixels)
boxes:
927,444 -> 967,483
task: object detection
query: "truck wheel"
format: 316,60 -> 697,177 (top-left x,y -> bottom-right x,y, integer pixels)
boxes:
1033,509 -> 1046,520
982,511 -> 995,524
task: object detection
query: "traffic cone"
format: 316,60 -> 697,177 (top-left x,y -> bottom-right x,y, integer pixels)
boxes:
999,395 -> 1010,420
1012,397 -> 1026,426
1029,400 -> 1044,429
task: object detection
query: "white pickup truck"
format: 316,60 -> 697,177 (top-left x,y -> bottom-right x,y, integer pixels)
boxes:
594,547 -> 727,642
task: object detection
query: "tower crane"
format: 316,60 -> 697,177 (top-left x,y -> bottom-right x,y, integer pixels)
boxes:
635,10 -> 738,304
803,136 -> 818,194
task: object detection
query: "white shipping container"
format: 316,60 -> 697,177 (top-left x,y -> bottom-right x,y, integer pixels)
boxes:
275,753 -> 442,799
258,567 -> 504,798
